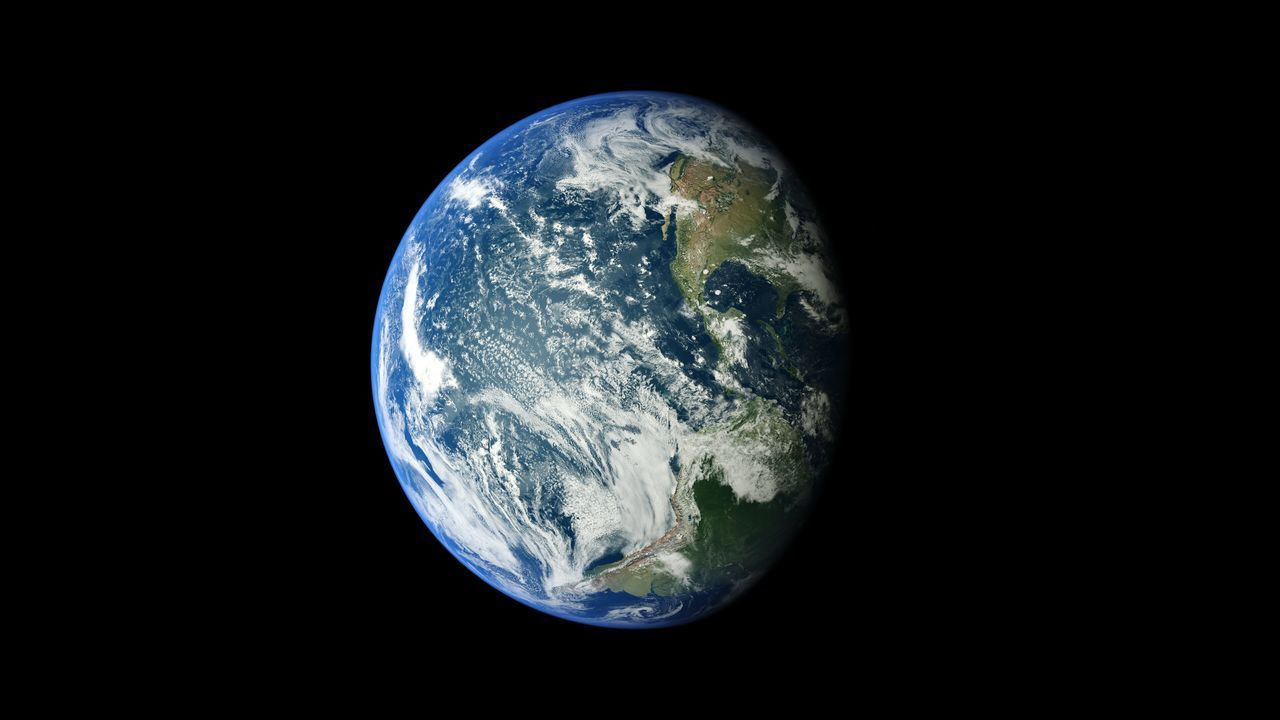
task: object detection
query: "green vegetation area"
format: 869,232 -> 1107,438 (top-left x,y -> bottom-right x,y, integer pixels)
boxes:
682,459 -> 800,587
684,398 -> 810,586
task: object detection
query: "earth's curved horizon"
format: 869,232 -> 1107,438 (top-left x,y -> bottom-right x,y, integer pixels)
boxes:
372,92 -> 848,627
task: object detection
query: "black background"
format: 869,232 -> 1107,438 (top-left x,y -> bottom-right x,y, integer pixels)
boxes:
219,56 -> 1000,672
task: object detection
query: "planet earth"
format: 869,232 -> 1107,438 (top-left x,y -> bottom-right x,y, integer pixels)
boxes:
372,92 -> 847,627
